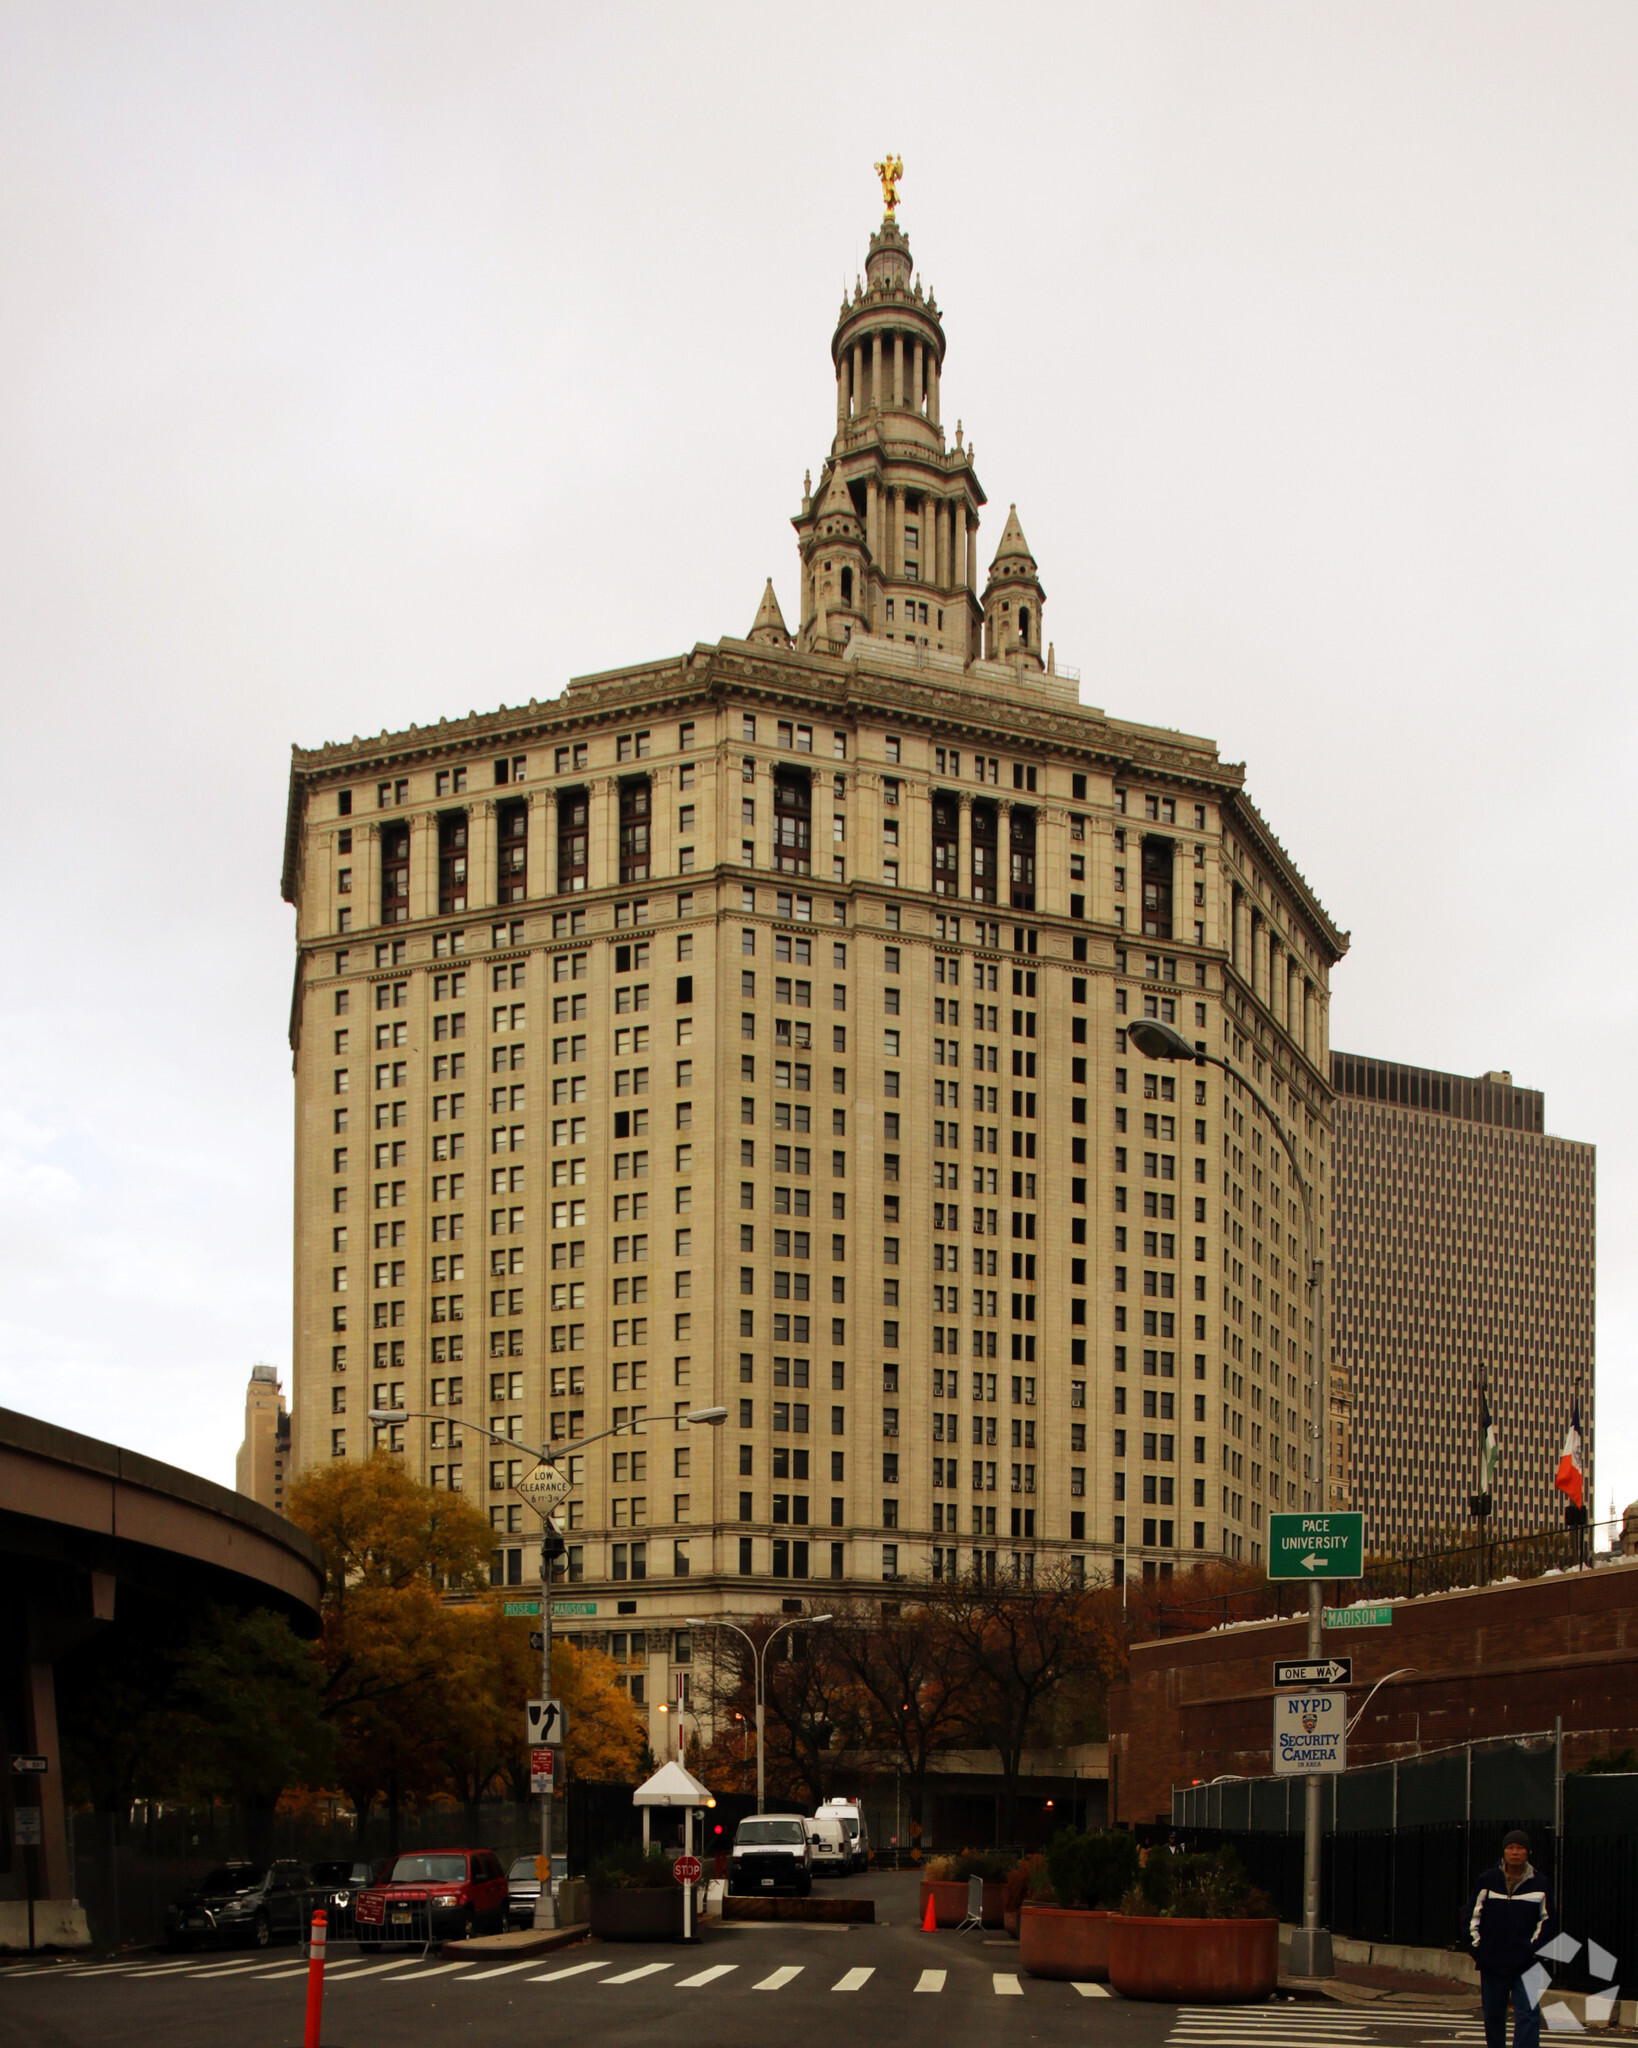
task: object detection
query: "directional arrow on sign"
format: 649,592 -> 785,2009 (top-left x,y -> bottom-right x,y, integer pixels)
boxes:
1274,1658 -> 1352,1687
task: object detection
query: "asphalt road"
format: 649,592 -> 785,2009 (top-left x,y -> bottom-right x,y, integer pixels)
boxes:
0,1872 -> 1487,2048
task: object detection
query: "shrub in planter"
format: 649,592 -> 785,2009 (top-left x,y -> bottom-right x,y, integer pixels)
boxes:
1003,1853 -> 1052,1932
1108,1846 -> 1278,2002
1019,1831 -> 1137,1981
1046,1828 -> 1139,1911
588,1842 -> 685,1942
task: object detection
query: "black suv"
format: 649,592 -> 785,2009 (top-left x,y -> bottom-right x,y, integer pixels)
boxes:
164,1861 -> 314,1950
309,1859 -> 378,1935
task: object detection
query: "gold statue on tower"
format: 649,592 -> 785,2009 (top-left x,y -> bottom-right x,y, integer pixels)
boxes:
875,154 -> 904,220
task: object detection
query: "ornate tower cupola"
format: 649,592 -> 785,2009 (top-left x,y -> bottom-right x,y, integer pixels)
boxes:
791,159 -> 987,660
982,504 -> 1047,668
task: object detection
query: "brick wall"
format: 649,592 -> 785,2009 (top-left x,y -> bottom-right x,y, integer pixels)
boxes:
1109,1558 -> 1638,1825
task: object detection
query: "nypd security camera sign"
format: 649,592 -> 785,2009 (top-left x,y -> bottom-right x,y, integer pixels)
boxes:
1273,1690 -> 1347,1775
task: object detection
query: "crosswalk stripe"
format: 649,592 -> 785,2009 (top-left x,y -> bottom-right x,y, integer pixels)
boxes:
993,1972 -> 1024,1996
833,1967 -> 874,1991
678,1964 -> 739,1988
914,1968 -> 946,1993
603,1962 -> 671,1985
1074,1982 -> 1112,1997
388,1962 -> 472,1980
187,1962 -> 283,1977
529,1959 -> 612,1983
326,1959 -> 424,1980
755,1965 -> 805,1990
251,1957 -> 368,1981
459,1959 -> 549,1981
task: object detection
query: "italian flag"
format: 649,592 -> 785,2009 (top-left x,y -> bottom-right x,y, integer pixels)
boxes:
1554,1399 -> 1585,1511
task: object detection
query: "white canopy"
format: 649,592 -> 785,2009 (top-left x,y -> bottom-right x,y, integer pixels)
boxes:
632,1759 -> 714,1808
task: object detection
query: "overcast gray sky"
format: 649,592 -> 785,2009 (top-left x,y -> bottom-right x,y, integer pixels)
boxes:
2,3 -> 1633,1529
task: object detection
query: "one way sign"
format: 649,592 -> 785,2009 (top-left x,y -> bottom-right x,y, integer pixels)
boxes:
526,1698 -> 568,1745
1274,1658 -> 1352,1687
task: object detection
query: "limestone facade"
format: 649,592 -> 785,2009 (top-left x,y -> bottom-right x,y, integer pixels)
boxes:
281,201 -> 1347,1703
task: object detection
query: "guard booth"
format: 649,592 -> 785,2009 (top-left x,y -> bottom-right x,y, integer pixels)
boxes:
633,1760 -> 714,1941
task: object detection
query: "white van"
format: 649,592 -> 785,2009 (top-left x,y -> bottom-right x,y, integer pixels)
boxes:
804,1815 -> 849,1877
816,1798 -> 870,1873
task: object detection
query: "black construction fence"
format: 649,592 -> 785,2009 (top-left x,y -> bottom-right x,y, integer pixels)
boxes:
1172,1736 -> 1638,1995
64,1784 -> 648,1954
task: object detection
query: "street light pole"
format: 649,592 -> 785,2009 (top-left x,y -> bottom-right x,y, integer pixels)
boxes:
1127,1017 -> 1332,1978
685,1613 -> 834,1813
368,1400 -> 727,1925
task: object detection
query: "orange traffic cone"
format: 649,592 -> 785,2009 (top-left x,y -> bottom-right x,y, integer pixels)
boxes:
922,1891 -> 937,1932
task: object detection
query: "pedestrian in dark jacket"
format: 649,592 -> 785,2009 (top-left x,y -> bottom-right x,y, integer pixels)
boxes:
1464,1829 -> 1555,2048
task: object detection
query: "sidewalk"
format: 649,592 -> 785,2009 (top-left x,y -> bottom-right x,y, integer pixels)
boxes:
1279,1943 -> 1635,2033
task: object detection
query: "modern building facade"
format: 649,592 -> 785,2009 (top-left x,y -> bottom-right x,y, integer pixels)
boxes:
1329,1051 -> 1595,1552
280,194 -> 1347,1711
235,1362 -> 291,1515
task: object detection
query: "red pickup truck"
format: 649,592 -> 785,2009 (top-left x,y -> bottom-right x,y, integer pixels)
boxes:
355,1849 -> 509,1946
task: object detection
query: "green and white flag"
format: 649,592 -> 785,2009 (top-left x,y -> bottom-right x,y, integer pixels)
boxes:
1479,1385 -> 1500,1491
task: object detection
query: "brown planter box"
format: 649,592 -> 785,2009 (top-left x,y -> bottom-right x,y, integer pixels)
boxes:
1003,1908 -> 1020,1938
916,1879 -> 970,1928
1107,1915 -> 1279,2002
588,1888 -> 685,1942
1019,1903 -> 1111,1981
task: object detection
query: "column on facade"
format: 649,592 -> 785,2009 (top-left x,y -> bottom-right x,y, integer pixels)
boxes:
836,353 -> 849,429
754,759 -> 774,872
955,503 -> 968,591
931,499 -> 946,591
912,339 -> 924,415
852,342 -> 863,419
1252,913 -> 1267,1007
998,797 -> 1013,911
928,354 -> 940,427
471,800 -> 497,913
888,486 -> 901,581
957,794 -> 972,901
1232,890 -> 1248,982
408,810 -> 436,922
529,789 -> 553,898
893,331 -> 904,408
649,763 -> 674,880
1039,805 -> 1068,918
1174,842 -> 1191,950
967,513 -> 979,592
902,776 -> 931,893
360,822 -> 382,934
866,476 -> 881,583
870,333 -> 882,412
591,776 -> 619,893
1286,960 -> 1300,1045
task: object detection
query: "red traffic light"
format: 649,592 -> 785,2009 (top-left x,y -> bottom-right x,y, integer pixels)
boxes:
713,1823 -> 723,1835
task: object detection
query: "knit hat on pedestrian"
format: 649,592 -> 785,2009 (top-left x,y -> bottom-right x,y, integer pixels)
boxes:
1502,1829 -> 1530,1850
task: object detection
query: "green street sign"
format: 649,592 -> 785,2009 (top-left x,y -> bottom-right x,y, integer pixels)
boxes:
502,1599 -> 542,1617
1268,1512 -> 1365,1581
1325,1604 -> 1393,1629
552,1600 -> 598,1617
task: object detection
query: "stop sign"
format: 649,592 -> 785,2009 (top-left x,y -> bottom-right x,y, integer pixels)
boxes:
673,1854 -> 702,1884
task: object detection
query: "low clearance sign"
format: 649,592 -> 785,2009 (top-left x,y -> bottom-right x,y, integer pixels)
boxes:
1272,1689 -> 1347,1776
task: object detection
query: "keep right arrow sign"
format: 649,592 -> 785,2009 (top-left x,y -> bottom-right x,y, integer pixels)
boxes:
1274,1658 -> 1353,1688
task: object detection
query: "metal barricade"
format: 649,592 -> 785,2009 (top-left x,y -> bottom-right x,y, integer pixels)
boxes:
355,1892 -> 435,1954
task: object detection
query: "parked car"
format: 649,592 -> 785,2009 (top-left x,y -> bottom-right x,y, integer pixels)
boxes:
728,1815 -> 811,1896
804,1815 -> 849,1878
355,1849 -> 509,1946
164,1861 -> 314,1951
309,1858 -> 377,1933
816,1798 -> 871,1872
506,1853 -> 543,1928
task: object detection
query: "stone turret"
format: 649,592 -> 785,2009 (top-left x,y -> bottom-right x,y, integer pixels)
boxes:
747,578 -> 793,649
799,466 -> 869,651
982,505 -> 1046,668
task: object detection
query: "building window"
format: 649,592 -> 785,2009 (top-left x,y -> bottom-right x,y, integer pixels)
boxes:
774,771 -> 811,877
437,813 -> 468,915
932,793 -> 958,897
1142,836 -> 1173,940
1009,808 -> 1036,913
971,802 -> 998,904
619,779 -> 651,883
558,789 -> 589,893
498,797 -> 527,903
381,824 -> 409,924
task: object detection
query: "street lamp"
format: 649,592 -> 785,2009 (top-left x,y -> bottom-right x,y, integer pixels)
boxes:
684,1612 -> 834,1812
367,1400 -> 727,1923
1125,1015 -> 1331,1978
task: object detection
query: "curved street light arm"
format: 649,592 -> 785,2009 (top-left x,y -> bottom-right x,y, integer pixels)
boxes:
1346,1668 -> 1419,1736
